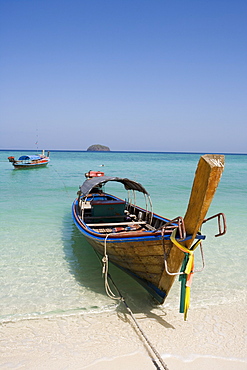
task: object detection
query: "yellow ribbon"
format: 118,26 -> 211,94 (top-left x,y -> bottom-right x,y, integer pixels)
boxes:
170,228 -> 201,320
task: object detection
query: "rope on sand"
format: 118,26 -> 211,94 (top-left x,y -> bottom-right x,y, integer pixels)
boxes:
106,272 -> 169,370
97,237 -> 170,370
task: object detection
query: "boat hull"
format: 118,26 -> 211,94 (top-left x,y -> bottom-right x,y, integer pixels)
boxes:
13,160 -> 49,169
72,200 -> 187,303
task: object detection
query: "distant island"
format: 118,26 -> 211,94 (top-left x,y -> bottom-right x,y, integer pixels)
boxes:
87,144 -> 110,151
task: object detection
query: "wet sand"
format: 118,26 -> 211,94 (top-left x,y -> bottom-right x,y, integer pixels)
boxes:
0,302 -> 246,369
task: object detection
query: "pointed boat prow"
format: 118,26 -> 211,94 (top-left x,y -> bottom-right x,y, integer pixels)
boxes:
183,154 -> 225,247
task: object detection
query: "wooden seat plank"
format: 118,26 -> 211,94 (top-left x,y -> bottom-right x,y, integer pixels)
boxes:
86,221 -> 147,227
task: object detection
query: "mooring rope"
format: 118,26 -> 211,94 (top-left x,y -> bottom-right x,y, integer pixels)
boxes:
108,272 -> 169,370
102,234 -> 122,300
51,165 -> 70,197
98,234 -> 170,370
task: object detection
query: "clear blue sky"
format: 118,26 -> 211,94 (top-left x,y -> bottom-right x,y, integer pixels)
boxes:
0,0 -> 246,153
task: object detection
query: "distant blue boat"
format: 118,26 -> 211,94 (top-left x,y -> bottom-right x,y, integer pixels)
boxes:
8,150 -> 50,169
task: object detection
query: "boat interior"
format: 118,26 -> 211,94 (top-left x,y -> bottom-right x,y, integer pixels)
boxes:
77,192 -> 178,236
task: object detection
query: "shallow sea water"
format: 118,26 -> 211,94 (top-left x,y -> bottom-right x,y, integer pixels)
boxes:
0,150 -> 246,323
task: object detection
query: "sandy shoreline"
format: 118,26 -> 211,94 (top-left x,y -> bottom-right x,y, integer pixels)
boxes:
0,302 -> 246,370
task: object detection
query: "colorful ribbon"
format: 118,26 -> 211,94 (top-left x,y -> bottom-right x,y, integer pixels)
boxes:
170,228 -> 201,320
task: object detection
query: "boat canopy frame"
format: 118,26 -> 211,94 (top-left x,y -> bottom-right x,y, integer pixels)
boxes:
79,176 -> 149,198
78,176 -> 153,223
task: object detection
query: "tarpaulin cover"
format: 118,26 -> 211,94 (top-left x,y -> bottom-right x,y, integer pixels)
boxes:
18,155 -> 41,160
79,176 -> 149,197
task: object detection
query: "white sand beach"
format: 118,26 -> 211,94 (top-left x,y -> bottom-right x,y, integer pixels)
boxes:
0,301 -> 246,370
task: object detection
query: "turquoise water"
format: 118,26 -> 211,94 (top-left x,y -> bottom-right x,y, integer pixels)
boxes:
0,151 -> 246,323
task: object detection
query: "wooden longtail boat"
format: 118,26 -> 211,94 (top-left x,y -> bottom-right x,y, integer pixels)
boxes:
72,155 -> 226,318
8,150 -> 50,169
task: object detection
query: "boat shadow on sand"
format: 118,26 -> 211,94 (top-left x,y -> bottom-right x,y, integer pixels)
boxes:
63,222 -> 174,330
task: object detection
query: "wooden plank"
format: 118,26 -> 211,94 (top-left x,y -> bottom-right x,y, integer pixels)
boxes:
158,154 -> 225,297
183,154 -> 225,247
87,221 -> 147,227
